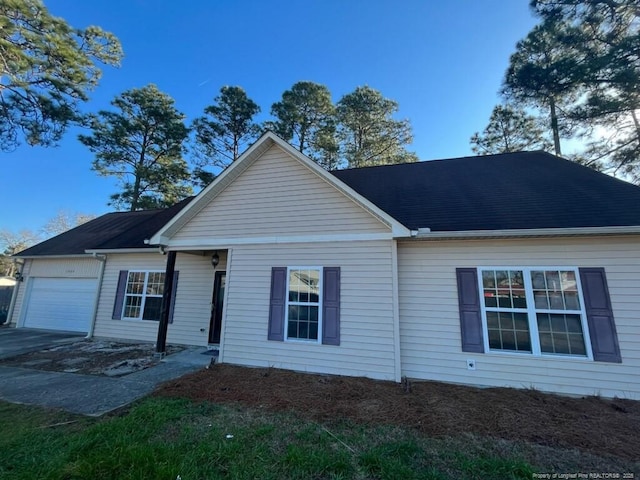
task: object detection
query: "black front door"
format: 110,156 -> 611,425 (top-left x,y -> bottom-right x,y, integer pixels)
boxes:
208,271 -> 225,344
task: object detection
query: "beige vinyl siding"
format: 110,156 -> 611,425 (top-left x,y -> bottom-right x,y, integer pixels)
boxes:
221,240 -> 398,381
172,144 -> 389,242
28,257 -> 102,277
93,252 -> 220,346
398,236 -> 640,399
10,258 -> 101,326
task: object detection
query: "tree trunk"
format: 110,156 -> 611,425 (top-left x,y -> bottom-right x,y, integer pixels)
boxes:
549,96 -> 562,156
131,134 -> 148,211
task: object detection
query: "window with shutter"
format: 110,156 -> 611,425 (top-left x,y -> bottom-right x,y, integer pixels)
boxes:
268,266 -> 340,345
457,267 -> 621,362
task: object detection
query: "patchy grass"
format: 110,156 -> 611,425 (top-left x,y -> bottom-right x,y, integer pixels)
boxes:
1,396 -> 638,479
0,398 -> 542,479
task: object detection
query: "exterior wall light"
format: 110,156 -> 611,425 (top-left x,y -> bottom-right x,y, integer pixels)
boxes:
211,251 -> 220,268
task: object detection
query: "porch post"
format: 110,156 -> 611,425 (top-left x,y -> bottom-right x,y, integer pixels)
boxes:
156,250 -> 176,354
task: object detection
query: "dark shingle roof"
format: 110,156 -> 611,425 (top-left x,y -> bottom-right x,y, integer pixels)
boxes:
17,197 -> 193,256
18,151 -> 640,257
332,151 -> 640,231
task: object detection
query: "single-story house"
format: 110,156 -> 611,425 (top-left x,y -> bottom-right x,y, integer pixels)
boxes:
8,132 -> 640,399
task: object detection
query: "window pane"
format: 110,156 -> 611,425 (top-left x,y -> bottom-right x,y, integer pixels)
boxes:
126,272 -> 145,294
287,305 -> 319,341
288,269 -> 320,304
565,315 -> 582,333
545,271 -> 561,292
516,330 -> 532,352
287,320 -> 297,338
288,270 -> 300,302
549,292 -> 564,309
561,271 -> 577,291
531,271 -> 546,290
534,291 -> 549,309
537,314 -> 551,333
482,270 -> 496,288
497,294 -> 512,308
537,313 -> 585,356
499,312 -> 513,330
550,314 -> 566,332
486,311 -> 499,329
501,330 -> 516,350
124,296 -> 141,318
569,334 -> 586,356
309,321 -> 318,340
512,289 -> 527,308
488,329 -> 501,349
513,313 -> 529,330
143,297 -> 162,321
564,292 -> 580,310
488,312 -> 530,352
298,321 -> 309,339
552,333 -> 570,354
539,332 -> 553,352
146,272 -> 165,295
484,290 -> 497,307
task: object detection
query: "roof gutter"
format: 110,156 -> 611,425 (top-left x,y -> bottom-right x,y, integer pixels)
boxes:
84,248 -> 157,255
408,225 -> 640,241
13,254 -> 95,259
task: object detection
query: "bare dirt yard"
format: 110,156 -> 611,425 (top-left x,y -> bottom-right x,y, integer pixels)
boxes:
156,364 -> 640,464
0,340 -> 182,376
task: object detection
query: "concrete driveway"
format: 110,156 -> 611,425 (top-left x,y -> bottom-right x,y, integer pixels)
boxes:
0,326 -> 213,416
0,326 -> 84,360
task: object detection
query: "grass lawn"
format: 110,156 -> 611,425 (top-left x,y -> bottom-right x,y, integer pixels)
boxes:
0,397 -> 539,480
1,396 -> 638,480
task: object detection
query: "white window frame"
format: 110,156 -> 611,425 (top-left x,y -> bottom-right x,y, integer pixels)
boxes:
284,266 -> 323,344
477,267 -> 593,360
121,270 -> 165,322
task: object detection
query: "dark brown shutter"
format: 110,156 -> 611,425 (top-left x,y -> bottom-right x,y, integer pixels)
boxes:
456,268 -> 484,353
168,271 -> 179,324
268,267 -> 286,341
112,270 -> 128,320
579,268 -> 621,363
322,267 -> 341,346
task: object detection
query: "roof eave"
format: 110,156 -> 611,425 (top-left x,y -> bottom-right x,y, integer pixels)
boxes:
407,225 -> 640,241
12,253 -> 97,259
84,248 -> 160,254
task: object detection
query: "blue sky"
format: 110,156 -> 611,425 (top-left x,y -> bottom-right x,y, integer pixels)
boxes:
2,0 -> 539,233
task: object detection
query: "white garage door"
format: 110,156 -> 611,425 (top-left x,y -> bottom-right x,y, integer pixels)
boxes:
23,278 -> 97,332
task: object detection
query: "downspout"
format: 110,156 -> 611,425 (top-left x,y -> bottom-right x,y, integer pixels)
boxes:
5,258 -> 24,326
86,253 -> 107,339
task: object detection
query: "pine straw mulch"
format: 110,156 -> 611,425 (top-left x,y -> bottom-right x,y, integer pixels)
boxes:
154,364 -> 640,462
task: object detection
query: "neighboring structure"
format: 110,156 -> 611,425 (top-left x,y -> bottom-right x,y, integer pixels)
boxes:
0,276 -> 17,324
9,132 -> 640,399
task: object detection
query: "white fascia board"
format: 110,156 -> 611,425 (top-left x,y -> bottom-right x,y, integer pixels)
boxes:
407,225 -> 640,241
84,248 -> 160,254
149,132 -> 411,244
163,232 -> 396,250
13,254 -> 95,259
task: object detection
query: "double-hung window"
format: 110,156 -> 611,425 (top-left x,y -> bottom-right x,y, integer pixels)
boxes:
286,267 -> 322,342
479,268 -> 590,357
122,271 -> 165,321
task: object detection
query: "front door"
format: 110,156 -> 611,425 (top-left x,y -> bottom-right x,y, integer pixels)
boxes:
208,271 -> 225,344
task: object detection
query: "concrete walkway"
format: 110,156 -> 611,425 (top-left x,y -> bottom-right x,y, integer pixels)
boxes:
0,348 -> 213,416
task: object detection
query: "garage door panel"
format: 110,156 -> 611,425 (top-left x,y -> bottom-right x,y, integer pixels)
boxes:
24,278 -> 97,333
